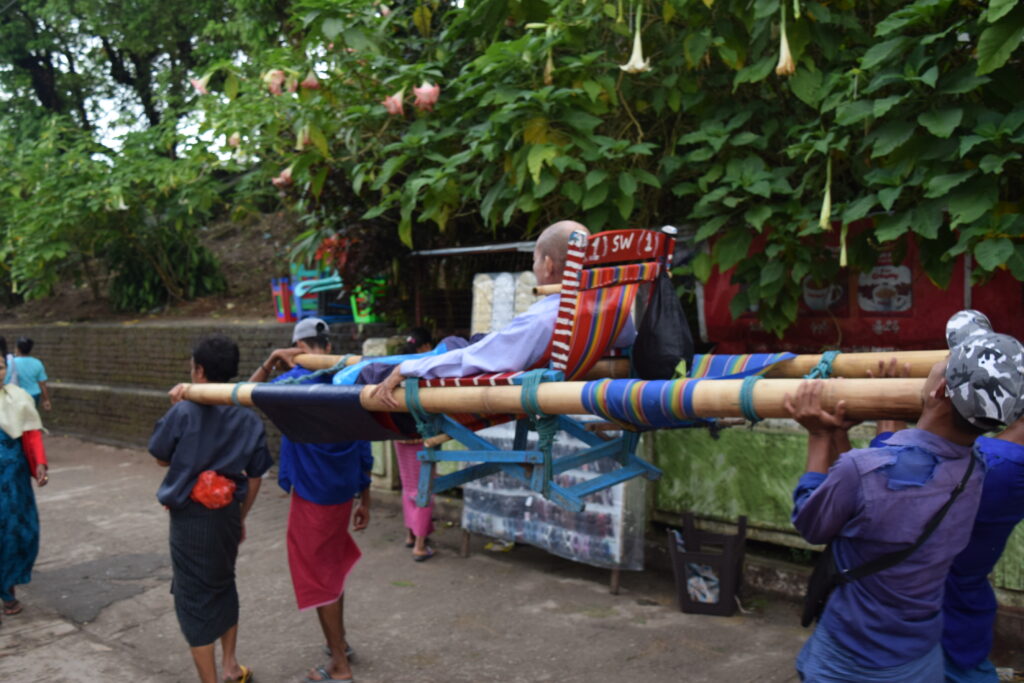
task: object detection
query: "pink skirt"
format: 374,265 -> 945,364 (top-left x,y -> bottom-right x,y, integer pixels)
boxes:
394,442 -> 435,538
286,492 -> 361,611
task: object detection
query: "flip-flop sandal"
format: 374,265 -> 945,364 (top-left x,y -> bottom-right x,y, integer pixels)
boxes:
412,548 -> 435,562
305,665 -> 353,683
223,664 -> 253,683
3,600 -> 22,616
321,645 -> 355,660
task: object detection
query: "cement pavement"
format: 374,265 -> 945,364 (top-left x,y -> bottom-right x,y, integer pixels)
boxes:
0,434 -> 806,682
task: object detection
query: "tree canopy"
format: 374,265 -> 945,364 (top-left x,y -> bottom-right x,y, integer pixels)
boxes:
0,0 -> 1021,331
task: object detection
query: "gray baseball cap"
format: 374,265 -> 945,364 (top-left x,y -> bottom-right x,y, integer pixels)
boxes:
945,310 -> 1024,428
292,317 -> 329,343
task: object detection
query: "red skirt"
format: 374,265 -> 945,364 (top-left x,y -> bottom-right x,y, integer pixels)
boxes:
286,492 -> 361,611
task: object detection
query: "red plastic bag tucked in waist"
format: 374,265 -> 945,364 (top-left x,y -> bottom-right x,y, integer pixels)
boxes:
189,470 -> 237,509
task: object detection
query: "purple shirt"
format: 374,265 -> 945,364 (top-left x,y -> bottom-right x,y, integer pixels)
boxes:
792,429 -> 984,668
399,294 -> 636,379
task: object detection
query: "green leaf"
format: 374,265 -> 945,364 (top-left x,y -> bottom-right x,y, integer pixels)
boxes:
322,17 -> 344,40
310,166 -> 328,198
308,124 -> 329,158
691,251 -> 712,282
836,100 -> 874,125
938,66 -> 991,95
861,38 -> 910,70
948,179 -> 999,226
615,193 -> 634,220
789,69 -> 824,108
975,238 -> 1014,270
919,65 -> 939,88
911,202 -> 943,239
976,8 -> 1024,75
527,145 -> 559,185
871,121 -> 916,157
224,73 -> 239,100
633,169 -> 662,188
582,80 -> 603,103
988,0 -> 1019,23
585,169 -> 608,190
563,110 -> 603,134
874,212 -> 912,241
842,194 -> 876,224
534,171 -> 557,199
744,205 -> 772,231
878,186 -> 902,211
561,180 -> 583,205
917,108 -> 963,138
619,171 -> 637,196
715,233 -> 754,271
959,135 -> 987,158
760,260 -> 784,288
582,183 -> 608,210
924,169 -> 976,198
733,56 -> 775,90
979,152 -> 1022,173
873,95 -> 905,118
373,154 -> 408,189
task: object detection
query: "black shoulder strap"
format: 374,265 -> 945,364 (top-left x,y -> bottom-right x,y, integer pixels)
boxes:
841,452 -> 976,581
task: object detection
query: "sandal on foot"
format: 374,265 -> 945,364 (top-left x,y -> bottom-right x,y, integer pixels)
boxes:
412,548 -> 434,562
2,600 -> 22,616
224,664 -> 253,683
321,645 -> 355,660
305,665 -> 353,683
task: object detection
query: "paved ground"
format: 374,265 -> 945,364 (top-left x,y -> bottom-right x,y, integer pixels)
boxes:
1,434 -> 808,682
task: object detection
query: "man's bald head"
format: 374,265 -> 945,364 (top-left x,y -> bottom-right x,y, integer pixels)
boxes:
533,220 -> 588,286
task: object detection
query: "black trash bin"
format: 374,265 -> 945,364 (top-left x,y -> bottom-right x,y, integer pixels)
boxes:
667,514 -> 747,616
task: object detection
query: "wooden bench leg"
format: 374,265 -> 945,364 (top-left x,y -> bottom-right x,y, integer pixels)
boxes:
609,568 -> 621,595
460,529 -> 471,558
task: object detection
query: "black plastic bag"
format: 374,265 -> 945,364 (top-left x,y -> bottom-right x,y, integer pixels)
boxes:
632,271 -> 694,379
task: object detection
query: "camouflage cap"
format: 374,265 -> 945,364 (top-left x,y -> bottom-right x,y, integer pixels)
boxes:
945,320 -> 1024,428
946,309 -> 993,348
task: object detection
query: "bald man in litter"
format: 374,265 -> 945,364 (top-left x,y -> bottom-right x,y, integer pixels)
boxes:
371,221 -> 631,409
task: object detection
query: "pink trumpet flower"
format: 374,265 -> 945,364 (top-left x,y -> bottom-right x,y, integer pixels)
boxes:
412,82 -> 440,112
227,132 -> 242,148
189,74 -> 211,95
301,70 -> 320,90
264,69 -> 286,95
380,5 -> 391,17
271,166 -> 294,189
382,89 -> 405,115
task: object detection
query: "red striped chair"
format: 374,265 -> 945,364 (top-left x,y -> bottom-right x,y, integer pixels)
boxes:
412,227 -> 675,511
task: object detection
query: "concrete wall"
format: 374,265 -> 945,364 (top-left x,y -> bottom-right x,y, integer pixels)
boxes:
0,320 -> 393,451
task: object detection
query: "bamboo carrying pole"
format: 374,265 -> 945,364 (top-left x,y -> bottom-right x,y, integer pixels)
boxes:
181,377 -> 926,421
296,351 -> 946,379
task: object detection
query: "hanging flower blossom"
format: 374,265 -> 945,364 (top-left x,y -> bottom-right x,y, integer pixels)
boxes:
818,155 -> 832,232
295,124 -> 312,151
543,50 -> 555,85
264,69 -> 286,95
382,89 -> 405,115
379,4 -> 391,17
775,7 -> 796,77
412,82 -> 440,112
286,76 -> 298,93
300,70 -> 320,90
271,166 -> 294,189
189,74 -> 211,95
227,132 -> 242,148
619,3 -> 651,74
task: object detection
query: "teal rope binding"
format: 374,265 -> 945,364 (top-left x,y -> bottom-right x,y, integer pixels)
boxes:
804,350 -> 841,379
739,375 -> 762,424
273,354 -> 357,385
403,378 -> 441,439
519,369 -> 559,494
230,382 -> 250,407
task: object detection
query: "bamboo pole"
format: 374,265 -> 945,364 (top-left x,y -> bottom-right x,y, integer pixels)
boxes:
297,350 -> 946,379
181,378 -> 926,421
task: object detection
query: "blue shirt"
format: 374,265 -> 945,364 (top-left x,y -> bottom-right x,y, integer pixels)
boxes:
148,401 -> 272,509
273,366 -> 373,505
12,356 -> 47,396
942,436 -> 1024,670
792,429 -> 984,668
